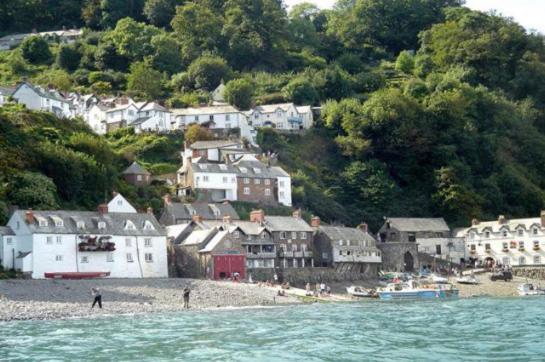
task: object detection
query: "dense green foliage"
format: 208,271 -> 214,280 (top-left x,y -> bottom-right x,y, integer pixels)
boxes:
1,0 -> 545,230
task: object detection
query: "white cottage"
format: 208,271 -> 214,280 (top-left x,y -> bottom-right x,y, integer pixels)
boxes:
12,82 -> 73,118
133,102 -> 172,133
0,86 -> 15,106
1,197 -> 168,279
247,103 -> 314,130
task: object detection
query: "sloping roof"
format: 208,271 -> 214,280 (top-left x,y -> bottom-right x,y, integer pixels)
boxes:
253,103 -> 295,113
122,162 -> 151,176
13,210 -> 165,236
172,105 -> 240,116
318,226 -> 377,243
265,216 -> 313,232
386,218 -> 450,232
0,226 -> 15,236
0,86 -> 15,96
201,220 -> 268,236
166,223 -> 192,239
140,102 -> 169,112
131,116 -> 151,126
295,105 -> 312,114
190,140 -> 242,150
164,202 -> 240,222
199,230 -> 229,253
14,82 -> 69,103
181,229 -> 216,246
105,103 -> 137,113
463,217 -> 543,234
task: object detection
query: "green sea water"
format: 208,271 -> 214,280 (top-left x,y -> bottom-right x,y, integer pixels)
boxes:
1,297 -> 544,361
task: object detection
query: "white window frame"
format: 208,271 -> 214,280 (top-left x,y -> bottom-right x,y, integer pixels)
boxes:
265,179 -> 271,186
46,236 -> 53,245
265,189 -> 271,196
55,255 -> 63,262
107,253 -> 114,262
301,232 -> 307,239
145,253 -> 153,263
127,253 -> 134,263
243,187 -> 250,195
56,236 -> 62,244
144,238 -> 152,247
81,256 -> 89,263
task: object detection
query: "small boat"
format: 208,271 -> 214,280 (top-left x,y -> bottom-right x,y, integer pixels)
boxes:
518,283 -> 545,296
377,280 -> 459,300
457,275 -> 480,285
44,271 -> 111,279
431,274 -> 449,284
346,286 -> 376,298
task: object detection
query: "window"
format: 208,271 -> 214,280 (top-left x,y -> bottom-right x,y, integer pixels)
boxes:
233,231 -> 240,239
46,236 -> 53,244
518,229 -> 524,236
502,230 -> 508,237
279,191 -> 285,198
292,231 -> 297,239
519,256 -> 526,265
533,228 -> 539,235
339,240 -> 344,246
485,231 -> 490,238
117,200 -> 123,206
301,232 -> 307,239
408,233 -> 416,242
125,238 -> 132,247
280,232 -> 286,240
502,242 -> 508,250
254,178 -> 261,185
144,221 -> 154,230
81,256 -> 88,263
16,221 -> 20,230
484,243 -> 491,251
39,219 -> 48,227
240,167 -> 248,173
77,221 -> 85,229
219,165 -> 228,171
231,177 -> 236,183
144,238 -> 152,247
125,221 -> 136,230
137,175 -> 142,181
243,187 -> 250,195
502,257 -> 510,266
534,255 -> 541,265
55,220 -> 63,227
253,168 -> 261,174
145,253 -> 153,262
265,179 -> 271,186
55,255 -> 63,262
469,232 -> 474,239
519,241 -> 525,250
203,175 -> 209,182
98,221 -> 106,230
279,181 -> 285,188
127,253 -> 134,263
56,236 -> 62,244
293,259 -> 298,268
436,245 -> 442,255
6,237 -> 12,245
107,253 -> 114,262
470,244 -> 476,251
226,114 -> 230,121
244,178 -> 250,184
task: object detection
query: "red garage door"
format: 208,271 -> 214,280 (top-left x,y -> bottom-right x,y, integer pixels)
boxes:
213,255 -> 246,280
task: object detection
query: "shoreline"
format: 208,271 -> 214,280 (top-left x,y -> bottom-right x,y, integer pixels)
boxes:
1,274 -> 542,322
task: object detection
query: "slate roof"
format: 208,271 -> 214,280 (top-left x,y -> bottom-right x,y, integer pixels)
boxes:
122,162 -> 151,175
264,216 -> 313,232
131,117 -> 151,126
190,140 -> 242,150
190,156 -> 289,178
161,202 -> 240,224
181,229 -> 215,246
252,103 -> 295,113
172,105 -> 240,115
14,82 -> 69,103
461,217 -> 544,234
0,86 -> 15,96
0,226 -> 15,236
201,220 -> 269,236
386,218 -> 450,232
317,226 -> 377,243
13,210 -> 165,236
140,102 -> 169,112
199,230 -> 229,253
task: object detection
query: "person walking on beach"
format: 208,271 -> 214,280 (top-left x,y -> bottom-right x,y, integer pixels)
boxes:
273,273 -> 278,285
91,287 -> 102,309
183,286 -> 190,309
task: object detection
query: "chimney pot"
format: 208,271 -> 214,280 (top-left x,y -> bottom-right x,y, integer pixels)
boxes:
223,215 -> 232,224
147,207 -> 153,215
98,204 -> 108,215
112,191 -> 118,197
311,216 -> 321,228
25,209 -> 35,224
498,215 -> 506,224
358,222 -> 368,233
163,194 -> 172,205
292,209 -> 302,218
192,214 -> 203,223
250,209 -> 265,223
472,218 -> 479,226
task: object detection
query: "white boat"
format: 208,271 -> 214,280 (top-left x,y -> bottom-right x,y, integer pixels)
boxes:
518,283 -> 545,296
456,275 -> 480,285
431,274 -> 449,284
377,280 -> 459,300
346,286 -> 376,298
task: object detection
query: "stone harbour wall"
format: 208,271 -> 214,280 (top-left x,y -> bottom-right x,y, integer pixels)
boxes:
512,266 -> 545,280
247,266 -> 379,286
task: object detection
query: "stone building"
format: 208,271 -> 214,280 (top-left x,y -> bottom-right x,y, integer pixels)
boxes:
122,161 -> 151,187
159,194 -> 240,226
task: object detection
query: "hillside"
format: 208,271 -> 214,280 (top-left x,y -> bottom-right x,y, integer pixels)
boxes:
1,1 -> 545,229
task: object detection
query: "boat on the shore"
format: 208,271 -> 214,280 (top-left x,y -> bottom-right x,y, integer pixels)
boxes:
517,283 -> 545,296
430,274 -> 449,284
44,271 -> 111,279
456,275 -> 480,285
346,286 -> 377,298
377,280 -> 459,300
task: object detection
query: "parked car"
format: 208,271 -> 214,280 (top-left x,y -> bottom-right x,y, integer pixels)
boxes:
490,271 -> 513,282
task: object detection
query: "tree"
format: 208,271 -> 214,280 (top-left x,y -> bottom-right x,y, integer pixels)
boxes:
187,55 -> 232,91
127,61 -> 164,99
100,0 -> 145,29
82,0 -> 102,29
144,0 -> 177,28
282,77 -> 319,105
395,50 -> 415,74
184,124 -> 214,145
7,171 -> 59,210
56,45 -> 82,71
20,36 -> 52,64
109,17 -> 160,61
94,41 -> 129,71
288,2 -> 321,51
224,79 -> 254,110
149,33 -> 182,74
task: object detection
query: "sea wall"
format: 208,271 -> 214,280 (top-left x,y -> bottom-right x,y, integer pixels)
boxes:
512,266 -> 545,280
247,266 -> 379,286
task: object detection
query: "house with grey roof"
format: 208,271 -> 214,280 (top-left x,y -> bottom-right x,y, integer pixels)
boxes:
159,194 -> 240,226
312,218 -> 382,275
246,103 -> 314,130
123,161 -> 151,187
0,226 -> 16,270
1,195 -> 168,279
11,82 -> 73,118
0,86 -> 15,106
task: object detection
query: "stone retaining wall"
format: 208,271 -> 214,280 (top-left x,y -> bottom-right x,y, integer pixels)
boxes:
512,267 -> 545,280
247,266 -> 378,286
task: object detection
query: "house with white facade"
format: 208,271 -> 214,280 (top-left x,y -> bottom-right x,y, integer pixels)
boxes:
11,82 -> 73,118
459,214 -> 545,267
86,103 -> 110,134
247,103 -> 314,130
0,86 -> 15,106
0,196 -> 168,279
133,102 -> 172,133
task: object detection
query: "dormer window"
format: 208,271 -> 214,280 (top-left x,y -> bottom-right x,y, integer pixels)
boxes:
38,219 -> 48,227
77,221 -> 85,229
469,232 -> 475,239
219,164 -> 227,171
533,227 -> 539,235
502,230 -> 508,237
518,229 -> 524,236
485,231 -> 490,238
98,221 -> 106,230
253,168 -> 261,174
199,164 -> 208,170
143,221 -> 154,230
125,220 -> 136,230
240,167 -> 247,173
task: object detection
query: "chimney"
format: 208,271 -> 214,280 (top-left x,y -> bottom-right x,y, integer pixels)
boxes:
472,218 -> 479,226
163,194 -> 172,205
292,209 -> 302,218
112,191 -> 118,198
192,214 -> 203,223
311,216 -> 321,228
541,211 -> 545,227
223,215 -> 232,224
498,215 -> 507,224
147,207 -> 153,215
98,204 -> 108,215
25,209 -> 35,224
358,222 -> 368,233
250,209 -> 265,223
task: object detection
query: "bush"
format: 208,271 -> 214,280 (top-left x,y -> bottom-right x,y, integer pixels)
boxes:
20,36 -> 52,64
224,79 -> 254,110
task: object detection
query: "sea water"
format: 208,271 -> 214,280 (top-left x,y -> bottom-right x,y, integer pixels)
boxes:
1,297 -> 545,361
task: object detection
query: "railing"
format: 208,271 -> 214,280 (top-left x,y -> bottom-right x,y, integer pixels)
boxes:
278,250 -> 294,257
293,251 -> 304,258
246,252 -> 277,259
78,241 -> 115,252
304,251 -> 313,258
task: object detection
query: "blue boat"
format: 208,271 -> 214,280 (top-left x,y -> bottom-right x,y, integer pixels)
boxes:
377,280 -> 459,300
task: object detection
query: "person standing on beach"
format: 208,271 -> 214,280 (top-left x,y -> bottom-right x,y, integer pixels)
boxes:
91,287 -> 102,309
273,273 -> 278,285
183,286 -> 190,309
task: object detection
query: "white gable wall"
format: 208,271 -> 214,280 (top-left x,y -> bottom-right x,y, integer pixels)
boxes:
108,194 -> 137,213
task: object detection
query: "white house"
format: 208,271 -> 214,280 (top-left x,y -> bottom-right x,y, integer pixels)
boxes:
247,103 -> 314,130
12,82 -> 73,118
133,102 -> 172,133
105,102 -> 140,126
108,193 -> 138,213
172,105 -> 246,130
1,197 -> 168,279
460,214 -> 545,267
86,103 -> 110,134
0,226 -> 16,270
0,86 -> 14,106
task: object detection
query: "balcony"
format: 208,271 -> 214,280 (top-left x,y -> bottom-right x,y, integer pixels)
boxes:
293,251 -> 304,258
246,252 -> 277,259
78,241 -> 115,252
279,250 -> 294,258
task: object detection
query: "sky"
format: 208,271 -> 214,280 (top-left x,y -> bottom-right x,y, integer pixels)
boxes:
284,0 -> 545,34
